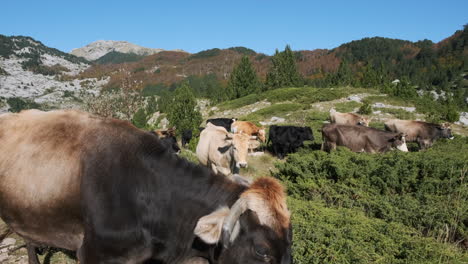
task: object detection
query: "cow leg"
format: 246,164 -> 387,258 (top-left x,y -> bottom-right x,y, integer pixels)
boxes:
26,243 -> 40,264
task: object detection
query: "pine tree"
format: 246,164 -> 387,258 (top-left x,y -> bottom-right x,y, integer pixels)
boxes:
167,81 -> 202,136
227,56 -> 261,99
265,45 -> 303,90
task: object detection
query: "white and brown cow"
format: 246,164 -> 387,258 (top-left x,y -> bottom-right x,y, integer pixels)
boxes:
330,109 -> 371,126
197,123 -> 251,176
0,109 -> 292,264
384,119 -> 454,150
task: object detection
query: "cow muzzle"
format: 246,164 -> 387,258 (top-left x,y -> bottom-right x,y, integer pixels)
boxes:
237,162 -> 248,168
396,142 -> 408,152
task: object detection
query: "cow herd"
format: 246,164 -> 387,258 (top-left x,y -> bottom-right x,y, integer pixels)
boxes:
0,108 -> 456,264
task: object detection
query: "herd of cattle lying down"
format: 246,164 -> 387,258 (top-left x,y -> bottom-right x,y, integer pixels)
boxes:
0,108 -> 455,264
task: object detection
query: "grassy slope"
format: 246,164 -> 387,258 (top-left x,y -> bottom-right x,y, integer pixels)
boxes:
2,86 -> 467,263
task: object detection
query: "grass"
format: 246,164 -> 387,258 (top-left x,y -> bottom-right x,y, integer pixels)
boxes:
242,103 -> 304,122
365,95 -> 414,107
334,101 -> 362,112
378,107 -> 416,120
217,87 -> 376,111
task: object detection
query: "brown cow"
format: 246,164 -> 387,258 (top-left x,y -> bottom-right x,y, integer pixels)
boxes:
384,119 -> 453,149
0,109 -> 292,264
330,109 -> 370,126
322,123 -> 408,153
153,126 -> 176,138
231,121 -> 266,142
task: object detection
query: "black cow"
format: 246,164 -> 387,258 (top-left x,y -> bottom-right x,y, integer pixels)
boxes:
206,118 -> 237,131
0,109 -> 292,264
268,125 -> 314,159
149,130 -> 180,153
182,129 -> 193,148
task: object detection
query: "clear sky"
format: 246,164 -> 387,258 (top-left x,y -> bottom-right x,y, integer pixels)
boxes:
1,0 -> 467,55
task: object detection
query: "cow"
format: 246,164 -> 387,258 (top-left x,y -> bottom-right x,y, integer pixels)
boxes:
149,130 -> 180,153
196,123 -> 251,176
153,126 -> 177,138
384,119 -> 454,150
231,121 -> 266,143
330,109 -> 370,126
268,125 -> 314,159
321,123 -> 408,153
182,129 -> 193,148
206,118 -> 237,131
0,109 -> 292,264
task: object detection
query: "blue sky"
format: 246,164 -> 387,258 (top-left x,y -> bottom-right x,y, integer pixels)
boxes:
1,0 -> 467,55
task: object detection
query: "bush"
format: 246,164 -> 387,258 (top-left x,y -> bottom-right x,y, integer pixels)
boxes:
7,97 -> 42,112
273,137 -> 468,262
358,100 -> 373,115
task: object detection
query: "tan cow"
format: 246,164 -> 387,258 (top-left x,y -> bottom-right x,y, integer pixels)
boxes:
231,121 -> 266,142
384,119 -> 453,149
154,126 -> 176,138
197,123 -> 250,176
330,109 -> 370,126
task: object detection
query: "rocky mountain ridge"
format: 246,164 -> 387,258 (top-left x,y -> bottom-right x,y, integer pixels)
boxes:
70,40 -> 187,61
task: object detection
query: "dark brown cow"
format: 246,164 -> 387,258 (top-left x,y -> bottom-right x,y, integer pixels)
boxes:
321,123 -> 408,153
384,119 -> 454,149
0,109 -> 292,264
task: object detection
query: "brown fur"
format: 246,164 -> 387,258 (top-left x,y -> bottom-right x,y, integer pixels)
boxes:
241,177 -> 290,235
0,109 -> 136,251
154,127 -> 176,138
231,121 -> 266,142
330,110 -> 370,126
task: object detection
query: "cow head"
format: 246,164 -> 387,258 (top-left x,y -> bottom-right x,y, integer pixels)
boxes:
390,133 -> 408,152
232,133 -> 250,168
258,129 -> 266,143
194,178 -> 292,264
438,123 -> 454,139
358,117 -> 371,127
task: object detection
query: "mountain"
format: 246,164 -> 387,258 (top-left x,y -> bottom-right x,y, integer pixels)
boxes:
70,40 -> 187,61
0,35 -> 108,112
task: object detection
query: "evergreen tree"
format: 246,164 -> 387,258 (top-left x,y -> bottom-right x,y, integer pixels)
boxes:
265,45 -> 303,89
167,81 -> 202,136
227,56 -> 261,98
158,90 -> 173,113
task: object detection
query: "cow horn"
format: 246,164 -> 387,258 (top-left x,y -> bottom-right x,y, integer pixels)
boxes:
221,198 -> 248,248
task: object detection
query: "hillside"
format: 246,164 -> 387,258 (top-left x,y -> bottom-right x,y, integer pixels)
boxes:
0,35 -> 108,111
75,26 -> 467,104
1,86 -> 467,263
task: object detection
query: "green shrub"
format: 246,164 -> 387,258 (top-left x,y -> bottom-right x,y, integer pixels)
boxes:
358,100 -> 373,115
289,198 -> 467,264
7,97 -> 42,112
273,137 -> 468,263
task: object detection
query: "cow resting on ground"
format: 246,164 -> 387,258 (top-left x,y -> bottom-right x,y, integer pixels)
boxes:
197,123 -> 251,176
0,109 -> 292,264
321,123 -> 408,153
384,119 -> 453,150
330,108 -> 370,126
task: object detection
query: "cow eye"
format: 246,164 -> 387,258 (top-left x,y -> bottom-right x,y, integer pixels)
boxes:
255,247 -> 271,262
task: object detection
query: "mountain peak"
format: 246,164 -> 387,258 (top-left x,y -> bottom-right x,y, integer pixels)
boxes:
70,40 -> 186,61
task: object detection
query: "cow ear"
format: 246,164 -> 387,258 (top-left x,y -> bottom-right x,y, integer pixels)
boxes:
194,207 -> 230,244
218,145 -> 231,154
